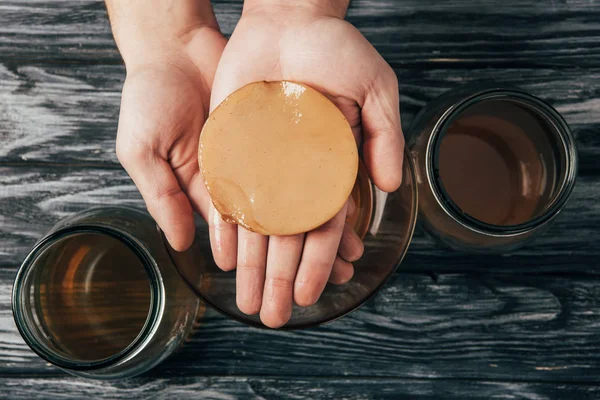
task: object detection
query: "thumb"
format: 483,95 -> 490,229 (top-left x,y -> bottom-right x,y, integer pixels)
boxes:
117,143 -> 195,252
361,69 -> 405,193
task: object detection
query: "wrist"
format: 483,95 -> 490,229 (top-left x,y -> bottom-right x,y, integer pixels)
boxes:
243,0 -> 349,20
106,0 -> 219,71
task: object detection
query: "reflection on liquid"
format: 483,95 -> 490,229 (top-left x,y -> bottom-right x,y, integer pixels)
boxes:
437,101 -> 557,226
33,233 -> 151,362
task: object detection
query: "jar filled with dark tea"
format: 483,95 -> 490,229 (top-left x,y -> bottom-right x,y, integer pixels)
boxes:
408,87 -> 577,253
12,207 -> 202,379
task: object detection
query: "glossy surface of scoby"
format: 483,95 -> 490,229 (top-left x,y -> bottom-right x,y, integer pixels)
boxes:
199,81 -> 358,235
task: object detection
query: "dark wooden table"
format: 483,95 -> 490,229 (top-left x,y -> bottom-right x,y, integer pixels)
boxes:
1,1 -> 600,398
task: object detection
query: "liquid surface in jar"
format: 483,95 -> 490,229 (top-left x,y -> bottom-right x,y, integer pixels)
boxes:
199,81 -> 358,236
33,232 -> 151,362
437,99 -> 558,226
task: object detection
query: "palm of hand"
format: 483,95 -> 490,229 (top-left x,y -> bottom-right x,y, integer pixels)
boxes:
116,28 -> 226,250
213,13 -> 403,189
213,16 -> 364,138
209,12 -> 403,328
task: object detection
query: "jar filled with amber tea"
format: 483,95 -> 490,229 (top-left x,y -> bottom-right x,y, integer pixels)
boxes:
12,207 -> 201,379
408,87 -> 577,253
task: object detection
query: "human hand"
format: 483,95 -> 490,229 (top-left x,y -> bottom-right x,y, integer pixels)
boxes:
210,0 -> 404,327
106,0 -> 227,251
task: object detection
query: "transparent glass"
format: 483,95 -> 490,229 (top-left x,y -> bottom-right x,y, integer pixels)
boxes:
12,207 -> 201,379
170,152 -> 418,329
407,87 -> 578,253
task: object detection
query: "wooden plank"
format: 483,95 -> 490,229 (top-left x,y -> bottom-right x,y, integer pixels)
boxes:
154,274 -> 600,382
0,0 -> 240,64
0,166 -> 139,265
0,63 -> 122,166
1,376 -> 599,400
1,0 -> 600,67
0,166 -> 597,272
1,63 -> 600,172
3,269 -> 600,383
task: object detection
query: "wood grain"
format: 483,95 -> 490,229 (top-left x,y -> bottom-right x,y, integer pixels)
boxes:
2,0 -> 600,395
1,376 -> 599,399
0,166 -> 598,273
3,270 -> 600,383
1,63 -> 600,174
2,0 -> 600,67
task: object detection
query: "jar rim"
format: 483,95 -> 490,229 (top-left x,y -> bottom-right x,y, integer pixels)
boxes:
12,225 -> 164,371
426,88 -> 578,237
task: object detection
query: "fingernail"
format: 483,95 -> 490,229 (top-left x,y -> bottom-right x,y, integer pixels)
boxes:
294,280 -> 318,307
339,264 -> 354,284
350,230 -> 364,260
341,227 -> 364,262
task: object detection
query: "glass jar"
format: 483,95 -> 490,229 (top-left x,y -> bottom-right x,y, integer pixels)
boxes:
407,87 -> 577,253
12,207 -> 201,379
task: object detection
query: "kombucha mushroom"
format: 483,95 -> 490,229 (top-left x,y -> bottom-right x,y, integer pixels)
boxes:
199,81 -> 358,236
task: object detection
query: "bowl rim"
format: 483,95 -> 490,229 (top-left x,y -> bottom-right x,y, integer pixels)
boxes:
170,149 -> 419,330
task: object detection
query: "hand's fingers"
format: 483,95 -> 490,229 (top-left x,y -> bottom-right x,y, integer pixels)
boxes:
335,201 -> 359,284
361,67 -> 405,192
294,203 -> 348,307
338,222 -> 364,262
208,204 -> 238,271
185,171 -> 213,222
328,256 -> 354,285
236,227 -> 268,315
260,234 -> 304,328
117,147 -> 194,252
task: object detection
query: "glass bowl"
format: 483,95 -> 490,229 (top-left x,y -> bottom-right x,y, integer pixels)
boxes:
169,150 -> 417,329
